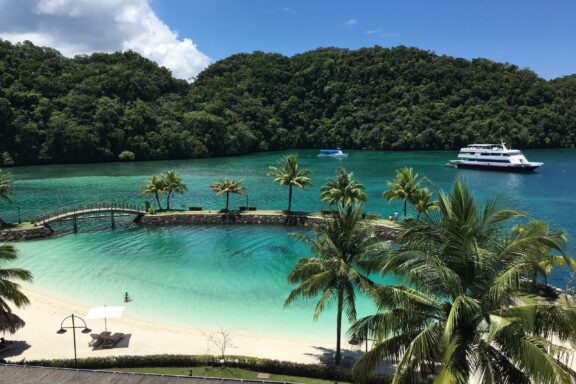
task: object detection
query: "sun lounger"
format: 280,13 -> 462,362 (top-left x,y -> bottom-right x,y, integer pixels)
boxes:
88,331 -> 111,347
99,332 -> 124,349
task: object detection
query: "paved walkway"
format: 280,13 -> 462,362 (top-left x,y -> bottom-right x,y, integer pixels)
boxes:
0,364 -> 295,384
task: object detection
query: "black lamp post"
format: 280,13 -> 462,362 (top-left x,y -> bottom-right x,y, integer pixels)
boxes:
349,330 -> 373,353
57,314 -> 91,367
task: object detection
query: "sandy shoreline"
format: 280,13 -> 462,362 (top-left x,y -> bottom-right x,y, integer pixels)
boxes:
4,286 -> 344,364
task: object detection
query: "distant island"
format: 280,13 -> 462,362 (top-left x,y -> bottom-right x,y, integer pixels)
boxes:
0,39 -> 575,166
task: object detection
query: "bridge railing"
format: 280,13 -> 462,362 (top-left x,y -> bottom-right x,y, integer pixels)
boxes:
34,201 -> 146,225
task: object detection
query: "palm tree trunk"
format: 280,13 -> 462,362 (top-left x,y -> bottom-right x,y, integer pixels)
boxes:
166,191 -> 172,211
335,288 -> 343,366
155,192 -> 163,210
288,185 -> 293,213
403,199 -> 407,218
226,192 -> 230,211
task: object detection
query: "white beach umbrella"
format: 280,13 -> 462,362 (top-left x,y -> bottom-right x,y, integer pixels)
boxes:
85,306 -> 125,332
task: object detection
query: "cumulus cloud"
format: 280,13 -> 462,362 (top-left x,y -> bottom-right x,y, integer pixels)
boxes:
0,0 -> 210,81
344,18 -> 358,27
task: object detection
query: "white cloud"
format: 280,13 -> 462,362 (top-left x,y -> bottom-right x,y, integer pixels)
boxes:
0,0 -> 210,81
344,18 -> 358,27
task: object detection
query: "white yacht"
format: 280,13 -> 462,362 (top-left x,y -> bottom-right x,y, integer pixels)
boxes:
318,149 -> 348,158
448,142 -> 543,172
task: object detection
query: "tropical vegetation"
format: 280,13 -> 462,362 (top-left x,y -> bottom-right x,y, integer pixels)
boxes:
0,244 -> 32,334
142,175 -> 167,210
1,40 -> 576,167
411,186 -> 436,219
285,205 -> 385,367
349,179 -> 576,383
267,154 -> 312,213
320,167 -> 367,209
209,179 -> 245,211
163,171 -> 188,210
0,169 -> 13,226
382,167 -> 423,218
510,220 -> 574,287
141,171 -> 187,211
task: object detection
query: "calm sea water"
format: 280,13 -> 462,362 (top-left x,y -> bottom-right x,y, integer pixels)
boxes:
2,149 -> 575,338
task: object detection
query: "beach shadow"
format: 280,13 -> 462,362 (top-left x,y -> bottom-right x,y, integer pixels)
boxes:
306,345 -> 397,374
305,345 -> 363,368
114,333 -> 132,349
0,340 -> 31,360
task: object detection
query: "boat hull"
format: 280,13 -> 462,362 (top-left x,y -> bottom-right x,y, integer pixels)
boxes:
452,162 -> 541,172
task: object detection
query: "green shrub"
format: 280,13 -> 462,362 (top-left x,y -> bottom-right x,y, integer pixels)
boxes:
118,150 -> 135,161
188,206 -> 203,211
248,206 -> 256,211
17,355 -> 394,382
363,212 -> 379,220
320,209 -> 334,215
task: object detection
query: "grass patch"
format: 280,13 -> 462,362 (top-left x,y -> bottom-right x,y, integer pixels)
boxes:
104,366 -> 346,384
0,222 -> 36,230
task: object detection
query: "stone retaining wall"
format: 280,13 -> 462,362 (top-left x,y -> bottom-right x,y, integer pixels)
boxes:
139,212 -> 401,240
0,226 -> 53,242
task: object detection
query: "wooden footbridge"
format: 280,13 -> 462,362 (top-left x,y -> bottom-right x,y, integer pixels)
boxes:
34,202 -> 146,231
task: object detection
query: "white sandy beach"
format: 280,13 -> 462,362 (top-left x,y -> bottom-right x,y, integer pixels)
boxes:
4,287 -> 348,365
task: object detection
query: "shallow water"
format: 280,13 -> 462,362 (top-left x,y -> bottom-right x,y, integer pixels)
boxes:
2,149 -> 575,337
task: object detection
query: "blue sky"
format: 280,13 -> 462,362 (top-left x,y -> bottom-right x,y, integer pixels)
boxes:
151,0 -> 576,79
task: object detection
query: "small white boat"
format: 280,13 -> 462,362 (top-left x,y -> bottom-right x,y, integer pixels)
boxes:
448,142 -> 542,172
318,149 -> 348,158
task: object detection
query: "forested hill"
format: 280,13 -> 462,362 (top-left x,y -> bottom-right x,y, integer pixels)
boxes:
1,40 -> 575,166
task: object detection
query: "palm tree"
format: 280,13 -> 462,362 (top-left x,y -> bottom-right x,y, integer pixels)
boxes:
267,154 -> 312,213
210,179 -> 245,211
285,205 -> 384,366
382,167 -> 422,218
0,244 -> 32,335
411,186 -> 436,219
0,170 -> 13,204
163,171 -> 188,210
142,174 -> 166,210
0,170 -> 14,226
510,220 -> 574,287
320,167 -> 367,210
350,179 -> 576,383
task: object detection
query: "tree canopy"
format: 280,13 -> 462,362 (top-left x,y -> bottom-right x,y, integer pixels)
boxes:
1,40 -> 575,166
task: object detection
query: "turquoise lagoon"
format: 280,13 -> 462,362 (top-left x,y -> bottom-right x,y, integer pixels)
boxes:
2,149 -> 576,339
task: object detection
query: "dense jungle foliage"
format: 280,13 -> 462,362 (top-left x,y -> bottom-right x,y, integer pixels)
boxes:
1,39 -> 575,165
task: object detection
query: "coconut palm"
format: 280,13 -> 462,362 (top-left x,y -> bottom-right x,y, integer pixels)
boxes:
510,220 -> 574,287
0,244 -> 32,335
142,174 -> 166,210
163,171 -> 188,210
350,179 -> 576,383
0,170 -> 13,204
285,205 -> 385,366
411,186 -> 436,219
0,170 -> 14,226
382,167 -> 422,218
320,167 -> 367,210
210,179 -> 245,211
267,154 -> 312,213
